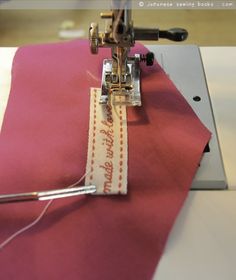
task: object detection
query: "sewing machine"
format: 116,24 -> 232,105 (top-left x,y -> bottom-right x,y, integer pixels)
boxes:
89,0 -> 226,190
89,0 -> 187,106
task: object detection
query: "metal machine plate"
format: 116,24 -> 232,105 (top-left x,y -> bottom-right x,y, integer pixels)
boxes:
147,45 -> 226,189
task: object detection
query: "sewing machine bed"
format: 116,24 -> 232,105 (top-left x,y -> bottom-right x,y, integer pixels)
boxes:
147,45 -> 226,189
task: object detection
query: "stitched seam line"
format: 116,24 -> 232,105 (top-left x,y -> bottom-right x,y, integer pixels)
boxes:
89,88 -> 97,184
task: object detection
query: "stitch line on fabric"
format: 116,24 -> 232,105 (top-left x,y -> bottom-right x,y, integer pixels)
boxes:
118,102 -> 124,190
89,88 -> 97,184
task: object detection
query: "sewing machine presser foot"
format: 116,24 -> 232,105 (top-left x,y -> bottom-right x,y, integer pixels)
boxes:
100,54 -> 142,106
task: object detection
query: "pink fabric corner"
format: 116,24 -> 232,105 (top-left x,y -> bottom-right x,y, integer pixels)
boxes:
0,40 -> 211,280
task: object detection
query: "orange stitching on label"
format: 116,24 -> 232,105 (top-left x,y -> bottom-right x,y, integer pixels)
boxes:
118,100 -> 124,192
89,89 -> 97,185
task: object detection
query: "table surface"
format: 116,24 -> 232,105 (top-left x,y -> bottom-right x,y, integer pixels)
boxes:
0,46 -> 236,280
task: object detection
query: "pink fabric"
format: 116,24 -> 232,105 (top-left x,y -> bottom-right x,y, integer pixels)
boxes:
0,40 -> 210,279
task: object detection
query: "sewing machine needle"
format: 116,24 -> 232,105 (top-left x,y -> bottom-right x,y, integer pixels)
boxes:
0,185 -> 96,204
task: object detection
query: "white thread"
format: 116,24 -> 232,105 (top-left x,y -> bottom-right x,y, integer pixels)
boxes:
0,171 -> 89,251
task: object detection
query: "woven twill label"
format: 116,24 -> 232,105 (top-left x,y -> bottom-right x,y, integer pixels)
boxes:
85,88 -> 128,194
